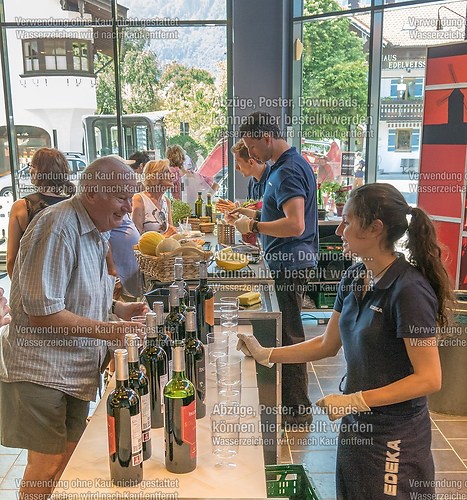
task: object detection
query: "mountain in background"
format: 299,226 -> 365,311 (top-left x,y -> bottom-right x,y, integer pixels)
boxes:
122,0 -> 227,74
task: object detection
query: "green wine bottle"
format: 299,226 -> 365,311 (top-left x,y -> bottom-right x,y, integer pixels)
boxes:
125,334 -> 151,461
205,193 -> 213,222
163,344 -> 197,473
194,191 -> 203,218
184,307 -> 206,419
107,349 -> 143,486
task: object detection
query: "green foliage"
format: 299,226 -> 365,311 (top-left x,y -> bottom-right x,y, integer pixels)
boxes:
171,199 -> 193,225
168,135 -> 208,166
302,0 -> 368,142
96,28 -> 162,115
159,62 -> 225,147
321,181 -> 349,203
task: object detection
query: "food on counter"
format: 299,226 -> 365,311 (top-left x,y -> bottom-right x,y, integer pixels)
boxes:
155,238 -> 181,256
216,198 -> 236,213
238,291 -> 262,307
163,225 -> 178,238
138,231 -> 165,256
215,247 -> 249,271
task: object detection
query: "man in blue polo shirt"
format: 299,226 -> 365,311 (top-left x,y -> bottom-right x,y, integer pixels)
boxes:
231,112 -> 319,424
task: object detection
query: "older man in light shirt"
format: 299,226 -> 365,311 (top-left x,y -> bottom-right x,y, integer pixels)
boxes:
0,156 -> 147,500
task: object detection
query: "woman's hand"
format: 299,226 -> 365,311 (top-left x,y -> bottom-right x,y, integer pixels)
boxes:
237,333 -> 274,367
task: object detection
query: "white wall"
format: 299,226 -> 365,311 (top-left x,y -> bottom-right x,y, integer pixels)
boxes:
0,0 -> 97,155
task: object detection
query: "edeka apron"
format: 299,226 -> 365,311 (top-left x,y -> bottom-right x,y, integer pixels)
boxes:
336,407 -> 434,499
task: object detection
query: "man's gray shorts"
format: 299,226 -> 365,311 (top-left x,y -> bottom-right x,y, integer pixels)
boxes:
0,381 -> 89,454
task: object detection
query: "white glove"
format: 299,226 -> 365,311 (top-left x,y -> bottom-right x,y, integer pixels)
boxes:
234,216 -> 252,235
315,392 -> 371,421
236,333 -> 274,368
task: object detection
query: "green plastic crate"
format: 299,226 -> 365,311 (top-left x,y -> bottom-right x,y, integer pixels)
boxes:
265,464 -> 321,500
314,292 -> 337,309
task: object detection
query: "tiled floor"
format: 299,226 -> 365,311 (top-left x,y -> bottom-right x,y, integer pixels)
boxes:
278,318 -> 467,500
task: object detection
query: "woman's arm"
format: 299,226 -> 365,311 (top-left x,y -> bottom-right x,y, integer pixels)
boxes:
238,311 -> 342,365
7,199 -> 29,278
165,195 -> 173,226
271,311 -> 342,362
130,193 -> 144,234
362,339 -> 441,407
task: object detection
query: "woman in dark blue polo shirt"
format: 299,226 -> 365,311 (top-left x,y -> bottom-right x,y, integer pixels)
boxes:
237,183 -> 451,499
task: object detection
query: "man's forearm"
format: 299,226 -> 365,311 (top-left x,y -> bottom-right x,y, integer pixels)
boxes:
256,218 -> 304,238
29,309 -> 119,340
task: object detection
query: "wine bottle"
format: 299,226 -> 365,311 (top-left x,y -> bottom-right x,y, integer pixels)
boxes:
194,191 -> 203,218
139,312 -> 168,430
184,307 -> 206,419
164,344 -> 197,473
194,260 -> 214,344
165,284 -> 186,344
152,301 -> 173,376
125,334 -> 151,461
205,193 -> 213,222
107,349 -> 143,486
173,263 -> 189,313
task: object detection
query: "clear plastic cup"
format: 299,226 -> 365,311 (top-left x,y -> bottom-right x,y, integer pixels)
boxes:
210,410 -> 240,468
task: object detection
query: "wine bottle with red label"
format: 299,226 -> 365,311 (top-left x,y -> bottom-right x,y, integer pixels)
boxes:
139,312 -> 167,429
194,260 -> 214,344
126,334 -> 151,461
107,349 -> 143,486
163,344 -> 197,473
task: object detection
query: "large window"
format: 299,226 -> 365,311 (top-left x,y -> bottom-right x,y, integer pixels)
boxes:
21,39 -> 93,76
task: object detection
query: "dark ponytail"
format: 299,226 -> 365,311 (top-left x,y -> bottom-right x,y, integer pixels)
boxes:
349,183 -> 452,326
406,207 -> 452,326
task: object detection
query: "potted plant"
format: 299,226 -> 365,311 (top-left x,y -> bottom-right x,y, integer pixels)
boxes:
321,181 -> 350,217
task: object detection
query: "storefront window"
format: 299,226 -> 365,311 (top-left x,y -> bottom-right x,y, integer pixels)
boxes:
300,9 -> 370,197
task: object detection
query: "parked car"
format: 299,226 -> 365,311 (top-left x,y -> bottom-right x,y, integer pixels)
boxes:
0,153 -> 87,198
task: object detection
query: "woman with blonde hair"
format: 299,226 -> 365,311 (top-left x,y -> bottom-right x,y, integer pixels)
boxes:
131,159 -> 173,234
7,147 -> 75,277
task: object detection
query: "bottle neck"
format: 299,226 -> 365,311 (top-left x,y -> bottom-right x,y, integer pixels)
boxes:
185,328 -> 196,340
172,346 -> 186,377
128,360 -> 140,372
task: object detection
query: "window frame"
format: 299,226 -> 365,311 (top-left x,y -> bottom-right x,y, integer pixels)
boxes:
395,128 -> 412,152
21,38 -> 94,77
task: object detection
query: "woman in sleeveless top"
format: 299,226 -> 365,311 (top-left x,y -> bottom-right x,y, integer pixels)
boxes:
131,159 -> 174,234
7,148 -> 75,277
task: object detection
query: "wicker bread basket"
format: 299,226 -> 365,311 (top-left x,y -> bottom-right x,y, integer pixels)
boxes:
134,246 -> 212,282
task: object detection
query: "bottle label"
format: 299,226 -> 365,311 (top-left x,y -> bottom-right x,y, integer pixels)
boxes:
130,413 -> 143,466
140,393 -> 151,439
181,400 -> 197,459
160,373 -> 169,413
107,415 -> 116,456
205,297 -> 214,327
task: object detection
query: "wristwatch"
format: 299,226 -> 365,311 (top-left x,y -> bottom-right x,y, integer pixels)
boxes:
251,220 -> 260,233
111,299 -> 117,315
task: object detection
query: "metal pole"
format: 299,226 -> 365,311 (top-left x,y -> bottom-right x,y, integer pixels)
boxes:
0,0 -> 18,200
111,0 -> 123,157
